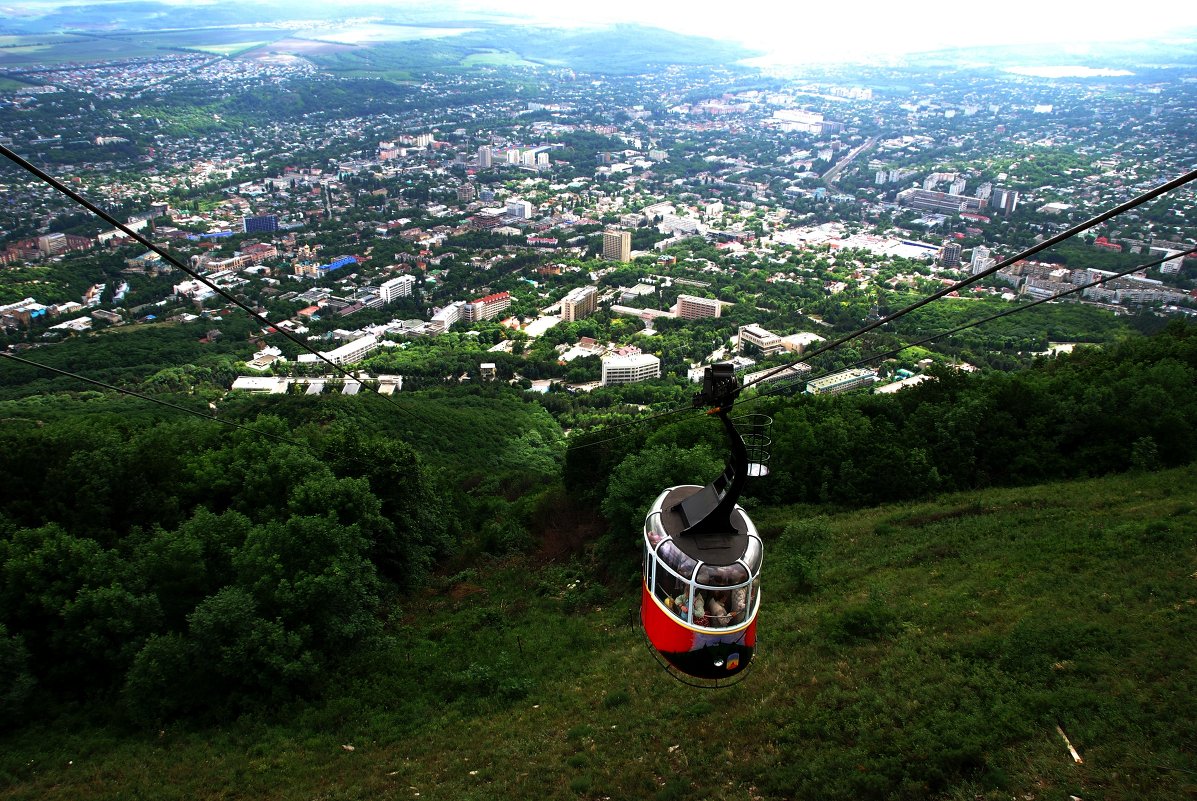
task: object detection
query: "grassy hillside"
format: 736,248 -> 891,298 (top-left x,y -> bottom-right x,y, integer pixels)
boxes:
2,466 -> 1194,800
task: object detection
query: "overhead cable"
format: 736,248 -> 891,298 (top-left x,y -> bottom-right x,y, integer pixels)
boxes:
0,143 -> 431,428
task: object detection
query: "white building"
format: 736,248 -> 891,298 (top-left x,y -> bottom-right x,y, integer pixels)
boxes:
380,275 -> 416,303
780,332 -> 826,354
430,301 -> 465,332
506,199 -> 533,219
231,376 -> 289,394
805,368 -> 878,395
738,324 -> 784,356
296,335 -> 379,367
742,362 -> 811,387
173,280 -> 215,302
601,353 -> 661,386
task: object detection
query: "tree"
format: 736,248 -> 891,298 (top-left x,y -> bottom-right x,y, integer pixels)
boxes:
234,513 -> 380,653
599,443 -> 723,573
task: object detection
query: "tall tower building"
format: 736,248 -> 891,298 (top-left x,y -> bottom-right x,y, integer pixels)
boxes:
560,286 -> 598,322
992,188 -> 1019,216
477,146 -> 492,169
602,229 -> 632,262
971,246 -> 991,270
506,199 -> 533,219
938,241 -> 962,268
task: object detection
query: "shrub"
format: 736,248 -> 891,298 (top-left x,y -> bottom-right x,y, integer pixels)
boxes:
0,624 -> 34,729
824,596 -> 898,644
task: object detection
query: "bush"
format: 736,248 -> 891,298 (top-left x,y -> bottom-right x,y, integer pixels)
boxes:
447,653 -> 531,705
0,624 -> 34,729
777,516 -> 830,593
824,596 -> 898,644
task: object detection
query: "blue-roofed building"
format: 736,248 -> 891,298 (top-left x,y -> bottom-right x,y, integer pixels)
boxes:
319,256 -> 358,273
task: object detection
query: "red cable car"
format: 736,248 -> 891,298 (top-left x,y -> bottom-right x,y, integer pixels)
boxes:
641,364 -> 767,685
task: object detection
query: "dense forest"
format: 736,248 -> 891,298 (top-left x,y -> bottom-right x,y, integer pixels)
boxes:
1,325 -> 1196,799
1,324 -> 1196,732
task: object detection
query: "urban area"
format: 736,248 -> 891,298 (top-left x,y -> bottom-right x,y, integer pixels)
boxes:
2,33 -> 1195,407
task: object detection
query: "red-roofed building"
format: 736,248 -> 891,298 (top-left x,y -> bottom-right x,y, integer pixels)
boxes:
465,290 -> 512,322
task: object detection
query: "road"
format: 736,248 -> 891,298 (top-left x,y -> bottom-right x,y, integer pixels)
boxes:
822,135 -> 879,187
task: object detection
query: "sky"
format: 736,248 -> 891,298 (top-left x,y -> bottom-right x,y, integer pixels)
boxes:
7,0 -> 1197,64
475,0 -> 1197,62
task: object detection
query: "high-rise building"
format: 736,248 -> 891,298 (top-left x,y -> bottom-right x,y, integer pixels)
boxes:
560,286 -> 598,322
938,241 -> 962,268
970,245 -> 994,276
506,199 -> 533,219
992,187 -> 1019,216
949,177 -> 967,196
477,146 -> 492,168
431,301 -> 466,332
243,214 -> 279,234
457,183 -> 476,203
971,246 -> 991,270
380,275 -> 415,303
677,294 -> 721,320
602,229 -> 632,262
37,233 -> 68,255
465,291 -> 512,322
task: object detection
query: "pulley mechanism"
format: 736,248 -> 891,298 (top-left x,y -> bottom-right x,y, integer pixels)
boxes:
668,363 -> 752,564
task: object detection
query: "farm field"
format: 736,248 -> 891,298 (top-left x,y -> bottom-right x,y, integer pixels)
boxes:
0,27 -> 295,67
461,49 -> 541,67
293,23 -> 479,45
0,34 -> 160,67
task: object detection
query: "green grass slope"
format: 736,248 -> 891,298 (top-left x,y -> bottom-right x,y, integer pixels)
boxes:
2,467 -> 1194,800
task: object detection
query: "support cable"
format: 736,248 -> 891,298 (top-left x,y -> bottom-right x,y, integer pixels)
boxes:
0,143 -> 432,428
566,168 -> 1197,452
0,351 -> 304,447
740,244 -> 1197,407
740,166 -> 1197,393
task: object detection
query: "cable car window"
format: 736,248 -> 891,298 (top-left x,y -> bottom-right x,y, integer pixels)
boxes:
728,584 -> 749,625
653,565 -> 687,621
696,562 -> 749,588
701,588 -> 731,628
655,540 -> 697,580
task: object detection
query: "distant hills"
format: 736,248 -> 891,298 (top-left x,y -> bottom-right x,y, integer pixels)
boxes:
0,2 -> 756,74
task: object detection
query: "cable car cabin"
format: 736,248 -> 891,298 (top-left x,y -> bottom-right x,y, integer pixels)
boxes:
642,486 -> 762,681
640,363 -> 769,685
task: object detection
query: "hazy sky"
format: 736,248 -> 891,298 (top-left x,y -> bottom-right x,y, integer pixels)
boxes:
478,0 -> 1197,62
10,0 -> 1197,63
